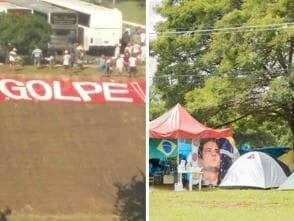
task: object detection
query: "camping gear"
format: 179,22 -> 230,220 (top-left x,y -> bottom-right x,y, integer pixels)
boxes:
220,151 -> 287,188
279,172 -> 294,190
278,150 -> 294,171
239,146 -> 290,159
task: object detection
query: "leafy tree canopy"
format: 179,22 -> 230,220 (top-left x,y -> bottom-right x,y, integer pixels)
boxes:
0,14 -> 51,54
151,0 -> 294,147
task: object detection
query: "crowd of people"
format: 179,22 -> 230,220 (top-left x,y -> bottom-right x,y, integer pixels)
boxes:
2,26 -> 146,78
98,27 -> 146,77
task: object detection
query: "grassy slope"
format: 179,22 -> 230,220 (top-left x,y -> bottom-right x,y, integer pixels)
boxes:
0,102 -> 145,215
0,61 -> 145,219
0,64 -> 145,78
11,214 -> 118,221
81,0 -> 145,25
150,187 -> 294,221
115,1 -> 146,25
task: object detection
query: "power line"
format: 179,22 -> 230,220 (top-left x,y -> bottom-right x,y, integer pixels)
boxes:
149,22 -> 294,36
149,68 -> 294,78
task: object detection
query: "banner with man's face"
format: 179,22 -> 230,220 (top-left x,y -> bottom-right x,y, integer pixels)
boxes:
193,138 -> 238,186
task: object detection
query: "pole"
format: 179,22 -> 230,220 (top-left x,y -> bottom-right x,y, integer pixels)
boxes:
177,138 -> 179,165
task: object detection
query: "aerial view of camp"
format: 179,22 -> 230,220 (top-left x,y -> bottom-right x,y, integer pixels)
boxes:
149,0 -> 293,220
0,0 -> 145,220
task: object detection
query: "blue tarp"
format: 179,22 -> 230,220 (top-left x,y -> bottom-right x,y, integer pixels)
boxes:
239,146 -> 290,158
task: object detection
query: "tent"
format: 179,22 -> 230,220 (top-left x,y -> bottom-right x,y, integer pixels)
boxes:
239,146 -> 291,159
150,103 -> 232,139
149,104 -> 233,187
220,152 -> 287,188
278,150 -> 294,171
279,172 -> 294,190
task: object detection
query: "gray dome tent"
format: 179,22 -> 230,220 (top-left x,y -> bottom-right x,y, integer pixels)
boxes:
279,172 -> 294,190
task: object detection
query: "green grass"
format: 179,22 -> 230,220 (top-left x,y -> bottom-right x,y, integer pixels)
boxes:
81,0 -> 145,25
150,186 -> 294,221
11,214 -> 118,221
115,1 -> 145,25
81,0 -> 145,24
0,64 -> 145,79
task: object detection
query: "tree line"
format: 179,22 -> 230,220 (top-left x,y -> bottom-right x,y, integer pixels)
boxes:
150,0 -> 294,148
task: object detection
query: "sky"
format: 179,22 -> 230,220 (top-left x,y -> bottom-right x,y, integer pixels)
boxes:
149,0 -> 164,83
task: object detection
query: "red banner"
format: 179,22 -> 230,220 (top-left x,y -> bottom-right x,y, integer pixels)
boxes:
0,76 -> 145,104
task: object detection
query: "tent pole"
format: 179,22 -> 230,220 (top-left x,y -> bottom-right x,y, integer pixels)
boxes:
177,138 -> 179,165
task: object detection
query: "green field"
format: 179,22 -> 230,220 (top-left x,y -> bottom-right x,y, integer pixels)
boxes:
150,186 -> 294,221
82,0 -> 145,25
103,1 -> 146,25
114,1 -> 145,25
0,63 -> 145,78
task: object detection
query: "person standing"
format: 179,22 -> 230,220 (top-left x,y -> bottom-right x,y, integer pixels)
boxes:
32,46 -> 42,69
9,48 -> 17,70
76,44 -> 85,69
5,43 -> 13,65
129,54 -> 137,78
98,54 -> 107,74
114,43 -> 120,59
63,50 -> 71,73
116,54 -> 124,74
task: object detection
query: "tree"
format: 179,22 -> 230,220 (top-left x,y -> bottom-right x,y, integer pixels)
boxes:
0,14 -> 51,54
151,0 -> 294,147
114,171 -> 145,221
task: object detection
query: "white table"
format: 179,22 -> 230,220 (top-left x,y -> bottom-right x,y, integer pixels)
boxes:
177,168 -> 203,191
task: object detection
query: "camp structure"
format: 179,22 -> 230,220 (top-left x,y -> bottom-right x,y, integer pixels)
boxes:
239,146 -> 291,159
149,103 -> 232,139
149,104 -> 233,187
278,150 -> 294,171
149,103 -> 232,163
220,151 -> 287,189
279,172 -> 294,190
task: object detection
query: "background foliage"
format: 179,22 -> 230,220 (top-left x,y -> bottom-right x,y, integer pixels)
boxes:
0,14 -> 51,54
151,0 -> 294,148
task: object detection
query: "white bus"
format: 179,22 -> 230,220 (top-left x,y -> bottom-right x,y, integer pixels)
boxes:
9,0 -> 79,51
0,1 -> 33,15
41,0 -> 123,54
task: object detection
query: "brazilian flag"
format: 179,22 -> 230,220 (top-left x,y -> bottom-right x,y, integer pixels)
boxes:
157,140 -> 177,156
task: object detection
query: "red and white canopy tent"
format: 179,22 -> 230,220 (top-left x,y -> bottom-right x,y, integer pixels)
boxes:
150,103 -> 232,139
150,103 -> 232,163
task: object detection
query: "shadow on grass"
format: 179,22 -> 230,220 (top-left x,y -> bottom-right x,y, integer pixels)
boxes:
114,170 -> 145,221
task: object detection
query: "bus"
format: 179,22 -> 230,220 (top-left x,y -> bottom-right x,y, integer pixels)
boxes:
0,1 -> 33,15
9,0 -> 78,51
41,0 -> 123,54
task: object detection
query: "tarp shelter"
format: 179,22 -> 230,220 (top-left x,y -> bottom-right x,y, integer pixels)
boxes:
278,150 -> 294,171
279,172 -> 294,190
149,104 -> 233,187
149,103 -> 232,139
239,146 -> 290,159
220,152 -> 287,188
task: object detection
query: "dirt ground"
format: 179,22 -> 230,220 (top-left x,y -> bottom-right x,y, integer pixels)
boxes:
0,102 -> 145,214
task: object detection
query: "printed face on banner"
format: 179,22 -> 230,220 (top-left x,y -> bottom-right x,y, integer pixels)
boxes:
201,141 -> 220,168
190,138 -> 237,186
199,140 -> 221,185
